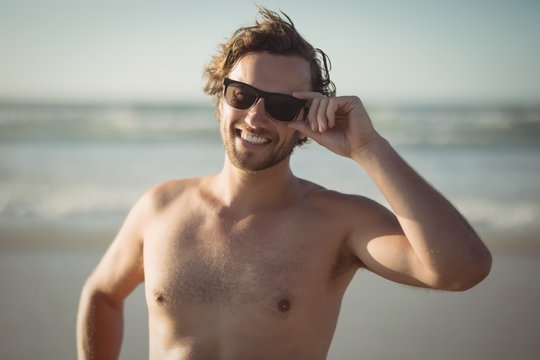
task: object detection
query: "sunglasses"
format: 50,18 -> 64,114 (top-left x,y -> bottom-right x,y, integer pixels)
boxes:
223,78 -> 308,122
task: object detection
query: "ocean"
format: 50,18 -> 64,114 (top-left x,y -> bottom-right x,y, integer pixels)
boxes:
1,101 -> 539,243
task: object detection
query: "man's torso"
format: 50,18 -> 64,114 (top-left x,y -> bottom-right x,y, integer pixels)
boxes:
142,177 -> 364,359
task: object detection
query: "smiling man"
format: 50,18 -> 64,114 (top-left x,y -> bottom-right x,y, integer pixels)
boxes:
77,7 -> 491,360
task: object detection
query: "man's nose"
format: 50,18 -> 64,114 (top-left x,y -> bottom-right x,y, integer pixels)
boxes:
244,98 -> 268,126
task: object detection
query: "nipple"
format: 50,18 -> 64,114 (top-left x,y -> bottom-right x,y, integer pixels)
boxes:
154,292 -> 165,305
277,299 -> 290,312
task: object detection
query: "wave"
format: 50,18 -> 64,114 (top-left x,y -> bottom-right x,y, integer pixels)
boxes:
1,182 -> 538,237
1,102 -> 539,146
372,106 -> 540,147
0,102 -> 218,142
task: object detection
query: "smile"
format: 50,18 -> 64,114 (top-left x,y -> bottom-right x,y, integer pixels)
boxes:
236,129 -> 271,145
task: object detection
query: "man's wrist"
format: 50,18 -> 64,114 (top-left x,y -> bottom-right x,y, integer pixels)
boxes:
349,132 -> 388,165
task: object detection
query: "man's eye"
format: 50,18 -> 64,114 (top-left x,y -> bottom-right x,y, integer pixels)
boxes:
233,89 -> 247,99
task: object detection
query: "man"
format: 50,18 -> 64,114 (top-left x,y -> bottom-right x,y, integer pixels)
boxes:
77,8 -> 491,360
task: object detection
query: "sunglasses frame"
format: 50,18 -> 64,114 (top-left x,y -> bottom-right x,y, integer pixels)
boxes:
223,78 -> 308,123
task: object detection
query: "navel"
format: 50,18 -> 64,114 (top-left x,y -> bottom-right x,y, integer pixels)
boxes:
277,299 -> 291,312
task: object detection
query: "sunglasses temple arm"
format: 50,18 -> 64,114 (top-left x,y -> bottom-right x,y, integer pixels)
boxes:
302,103 -> 310,120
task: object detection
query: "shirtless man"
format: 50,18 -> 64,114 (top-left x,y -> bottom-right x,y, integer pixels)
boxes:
77,8 -> 491,360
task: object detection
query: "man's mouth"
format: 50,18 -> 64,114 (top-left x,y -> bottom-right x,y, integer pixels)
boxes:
236,128 -> 271,145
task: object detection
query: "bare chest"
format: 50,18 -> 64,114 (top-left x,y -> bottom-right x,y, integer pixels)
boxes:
143,211 -> 350,314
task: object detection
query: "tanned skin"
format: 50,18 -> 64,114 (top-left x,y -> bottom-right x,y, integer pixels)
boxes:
77,53 -> 491,360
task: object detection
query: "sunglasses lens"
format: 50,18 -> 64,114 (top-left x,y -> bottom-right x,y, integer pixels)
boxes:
224,79 -> 304,122
267,95 -> 302,122
225,82 -> 257,110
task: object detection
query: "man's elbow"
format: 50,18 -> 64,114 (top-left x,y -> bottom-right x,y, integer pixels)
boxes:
439,247 -> 493,292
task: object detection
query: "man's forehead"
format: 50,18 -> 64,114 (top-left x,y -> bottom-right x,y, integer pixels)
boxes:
228,52 -> 312,92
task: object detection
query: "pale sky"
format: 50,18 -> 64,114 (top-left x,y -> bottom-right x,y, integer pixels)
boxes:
1,0 -> 539,105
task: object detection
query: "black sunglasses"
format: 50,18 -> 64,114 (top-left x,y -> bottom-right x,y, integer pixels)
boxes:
223,78 -> 308,122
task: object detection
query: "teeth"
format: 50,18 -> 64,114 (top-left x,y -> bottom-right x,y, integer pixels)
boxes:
240,131 -> 269,145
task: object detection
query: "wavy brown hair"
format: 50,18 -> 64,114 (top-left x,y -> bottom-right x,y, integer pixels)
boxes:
203,7 -> 335,145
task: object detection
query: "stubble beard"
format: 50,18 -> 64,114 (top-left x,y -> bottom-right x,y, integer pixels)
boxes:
222,124 -> 299,172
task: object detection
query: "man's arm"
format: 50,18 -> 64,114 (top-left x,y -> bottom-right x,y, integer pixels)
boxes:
348,135 -> 491,290
77,189 -> 152,359
289,93 -> 492,291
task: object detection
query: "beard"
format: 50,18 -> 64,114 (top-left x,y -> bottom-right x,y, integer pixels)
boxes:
221,123 -> 299,172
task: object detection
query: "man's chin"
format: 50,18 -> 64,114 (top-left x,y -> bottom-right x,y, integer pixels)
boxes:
226,150 -> 284,172
230,157 -> 275,172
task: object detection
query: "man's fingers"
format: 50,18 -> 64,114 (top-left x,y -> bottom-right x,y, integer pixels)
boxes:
307,97 -> 321,132
294,92 -> 348,133
326,98 -> 338,129
317,97 -> 330,132
294,91 -> 330,133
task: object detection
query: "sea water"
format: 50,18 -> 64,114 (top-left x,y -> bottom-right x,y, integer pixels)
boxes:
1,101 -> 539,243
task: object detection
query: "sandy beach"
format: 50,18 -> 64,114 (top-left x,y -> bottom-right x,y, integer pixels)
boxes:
1,225 -> 539,360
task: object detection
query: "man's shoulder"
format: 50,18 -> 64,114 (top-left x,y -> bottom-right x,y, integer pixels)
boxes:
298,179 -> 376,205
142,176 -> 210,211
299,180 -> 390,218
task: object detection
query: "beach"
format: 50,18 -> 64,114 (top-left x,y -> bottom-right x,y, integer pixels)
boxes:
1,102 -> 539,359
1,228 -> 539,359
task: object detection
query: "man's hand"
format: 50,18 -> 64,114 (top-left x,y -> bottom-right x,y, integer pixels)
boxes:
288,92 -> 379,158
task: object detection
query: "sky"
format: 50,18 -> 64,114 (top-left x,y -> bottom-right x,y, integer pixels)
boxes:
1,0 -> 539,105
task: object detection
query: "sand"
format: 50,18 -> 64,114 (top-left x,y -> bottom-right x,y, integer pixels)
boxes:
0,225 -> 539,360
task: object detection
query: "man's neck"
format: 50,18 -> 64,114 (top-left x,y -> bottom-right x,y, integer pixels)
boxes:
211,156 -> 300,214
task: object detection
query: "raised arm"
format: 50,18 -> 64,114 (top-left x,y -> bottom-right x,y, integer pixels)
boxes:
77,189 -> 153,359
289,93 -> 491,291
348,136 -> 491,290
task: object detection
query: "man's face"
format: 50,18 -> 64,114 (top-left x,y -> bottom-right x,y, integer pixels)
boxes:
219,52 -> 312,172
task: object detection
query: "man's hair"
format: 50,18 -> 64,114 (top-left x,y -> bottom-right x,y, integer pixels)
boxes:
203,7 -> 336,145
